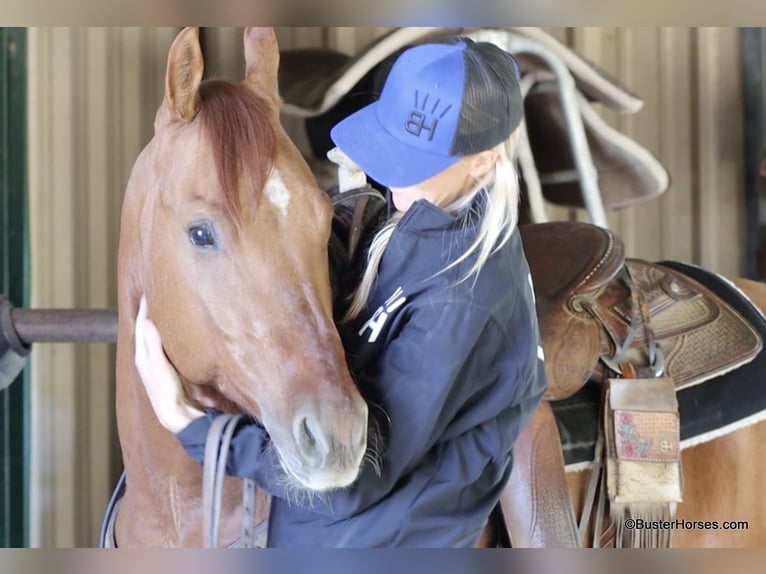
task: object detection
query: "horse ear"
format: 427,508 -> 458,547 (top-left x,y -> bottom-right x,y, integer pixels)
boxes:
242,27 -> 280,102
162,27 -> 204,122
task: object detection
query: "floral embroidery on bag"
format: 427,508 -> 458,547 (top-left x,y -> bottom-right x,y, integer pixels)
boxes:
615,411 -> 653,459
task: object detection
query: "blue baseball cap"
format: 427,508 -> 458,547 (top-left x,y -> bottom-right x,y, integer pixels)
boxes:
330,37 -> 523,188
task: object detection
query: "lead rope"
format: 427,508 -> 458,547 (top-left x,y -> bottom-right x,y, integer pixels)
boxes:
98,470 -> 126,548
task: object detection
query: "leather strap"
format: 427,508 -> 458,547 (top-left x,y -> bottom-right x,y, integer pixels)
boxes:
240,477 -> 257,546
578,427 -> 603,544
348,195 -> 370,259
203,414 -> 240,547
203,413 -> 270,548
237,481 -> 271,548
330,187 -> 385,262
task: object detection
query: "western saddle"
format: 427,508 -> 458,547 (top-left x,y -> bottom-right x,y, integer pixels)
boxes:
502,221 -> 762,548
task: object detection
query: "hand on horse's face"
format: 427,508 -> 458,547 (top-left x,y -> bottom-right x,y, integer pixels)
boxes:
135,296 -> 204,433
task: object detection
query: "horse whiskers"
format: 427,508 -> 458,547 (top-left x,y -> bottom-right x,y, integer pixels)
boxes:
364,410 -> 385,478
263,420 -> 384,509
266,441 -> 322,507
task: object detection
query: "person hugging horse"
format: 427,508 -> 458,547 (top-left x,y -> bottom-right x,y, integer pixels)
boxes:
135,36 -> 547,547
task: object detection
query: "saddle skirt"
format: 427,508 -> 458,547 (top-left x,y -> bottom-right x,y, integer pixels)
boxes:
587,259 -> 762,390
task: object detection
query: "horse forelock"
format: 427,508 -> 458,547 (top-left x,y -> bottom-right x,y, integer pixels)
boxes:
197,79 -> 277,226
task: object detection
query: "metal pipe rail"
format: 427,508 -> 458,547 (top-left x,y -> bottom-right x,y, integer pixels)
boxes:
1,296 -> 117,347
10,307 -> 117,345
0,296 -> 117,391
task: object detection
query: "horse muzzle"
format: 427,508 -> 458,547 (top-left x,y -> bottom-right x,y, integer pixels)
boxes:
277,401 -> 369,491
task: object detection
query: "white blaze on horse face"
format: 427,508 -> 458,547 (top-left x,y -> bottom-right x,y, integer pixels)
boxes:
264,170 -> 291,217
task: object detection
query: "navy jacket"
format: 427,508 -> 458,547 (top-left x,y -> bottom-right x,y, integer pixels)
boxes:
176,198 -> 547,547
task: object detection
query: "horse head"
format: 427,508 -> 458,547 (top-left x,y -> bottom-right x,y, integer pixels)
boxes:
119,27 -> 367,492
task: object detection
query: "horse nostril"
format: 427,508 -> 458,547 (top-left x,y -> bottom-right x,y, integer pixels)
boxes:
301,418 -> 317,452
295,416 -> 327,466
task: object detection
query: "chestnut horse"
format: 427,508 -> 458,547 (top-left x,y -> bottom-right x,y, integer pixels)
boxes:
562,277 -> 766,548
113,27 -> 368,547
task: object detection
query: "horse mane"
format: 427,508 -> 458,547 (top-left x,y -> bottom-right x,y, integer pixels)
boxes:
198,79 -> 277,225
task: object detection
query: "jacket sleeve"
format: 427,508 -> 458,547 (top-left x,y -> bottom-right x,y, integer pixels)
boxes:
176,299 -> 520,520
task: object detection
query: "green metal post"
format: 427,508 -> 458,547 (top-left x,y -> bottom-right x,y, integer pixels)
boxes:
0,27 -> 29,548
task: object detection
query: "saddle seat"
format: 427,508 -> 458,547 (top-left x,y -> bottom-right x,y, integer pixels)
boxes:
519,222 -> 625,400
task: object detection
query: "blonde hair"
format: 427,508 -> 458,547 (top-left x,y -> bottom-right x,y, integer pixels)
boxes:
344,128 -> 522,321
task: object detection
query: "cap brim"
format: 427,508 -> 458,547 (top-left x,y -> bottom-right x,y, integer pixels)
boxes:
330,103 -> 461,188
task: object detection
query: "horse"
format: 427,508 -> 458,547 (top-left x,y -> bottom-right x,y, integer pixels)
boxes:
112,27 -> 369,547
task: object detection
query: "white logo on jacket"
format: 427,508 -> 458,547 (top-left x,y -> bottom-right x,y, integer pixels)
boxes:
358,286 -> 407,343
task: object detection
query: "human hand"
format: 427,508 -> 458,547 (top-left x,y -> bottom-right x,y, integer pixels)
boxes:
134,296 -> 204,433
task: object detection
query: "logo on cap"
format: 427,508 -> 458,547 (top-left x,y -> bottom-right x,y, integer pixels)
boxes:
404,90 -> 452,142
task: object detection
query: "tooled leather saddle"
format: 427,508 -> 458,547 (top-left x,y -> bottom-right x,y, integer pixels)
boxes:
501,221 -> 762,548
520,221 -> 761,401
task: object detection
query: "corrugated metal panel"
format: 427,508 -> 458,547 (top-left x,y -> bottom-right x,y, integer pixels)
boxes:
657,28 -> 696,264
741,28 -> 766,279
556,27 -> 743,275
26,27 -> 176,547
694,28 -> 744,274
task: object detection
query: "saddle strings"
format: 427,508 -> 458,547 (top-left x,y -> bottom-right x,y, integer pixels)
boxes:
622,263 -> 662,375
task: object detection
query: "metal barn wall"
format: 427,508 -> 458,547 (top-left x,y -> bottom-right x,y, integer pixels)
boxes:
23,27 -> 745,547
26,27 -> 178,547
554,28 -> 744,275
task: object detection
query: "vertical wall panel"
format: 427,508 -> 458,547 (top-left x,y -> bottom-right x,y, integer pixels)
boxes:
202,27 -> 243,81
567,27 -> 743,274
628,28 -> 665,260
657,28 -> 696,264
695,28 -> 745,273
492,27 -> 743,274
0,27 -> 29,549
28,27 -> 78,548
27,27 -> 175,547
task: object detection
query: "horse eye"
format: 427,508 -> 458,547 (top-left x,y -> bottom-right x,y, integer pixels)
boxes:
188,223 -> 218,249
